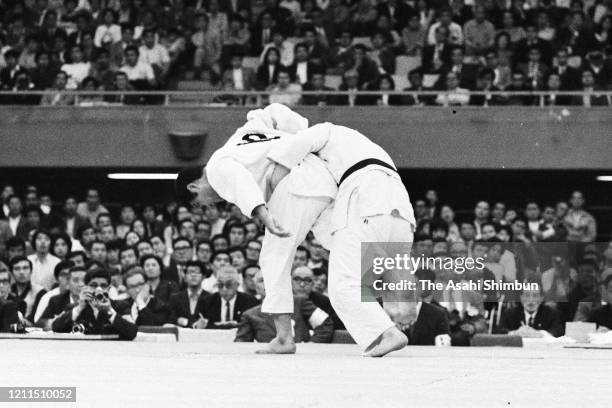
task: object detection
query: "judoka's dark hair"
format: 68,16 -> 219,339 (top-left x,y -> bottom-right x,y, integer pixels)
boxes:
175,166 -> 204,206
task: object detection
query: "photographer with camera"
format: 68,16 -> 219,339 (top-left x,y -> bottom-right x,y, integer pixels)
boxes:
52,267 -> 137,340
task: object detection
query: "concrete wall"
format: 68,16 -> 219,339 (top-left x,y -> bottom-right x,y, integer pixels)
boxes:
1,106 -> 611,169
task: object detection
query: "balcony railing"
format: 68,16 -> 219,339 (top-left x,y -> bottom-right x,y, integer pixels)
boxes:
1,89 -> 611,107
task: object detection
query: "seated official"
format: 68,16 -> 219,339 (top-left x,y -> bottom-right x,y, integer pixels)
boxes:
52,267 -> 137,340
0,269 -> 20,332
235,268 -> 334,343
167,261 -> 210,328
498,285 -> 563,338
120,266 -> 170,326
405,269 -> 450,345
37,264 -> 83,330
588,275 -> 612,330
201,266 -> 259,329
292,266 -> 344,330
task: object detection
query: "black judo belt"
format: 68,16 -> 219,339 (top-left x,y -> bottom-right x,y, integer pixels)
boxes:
338,158 -> 398,186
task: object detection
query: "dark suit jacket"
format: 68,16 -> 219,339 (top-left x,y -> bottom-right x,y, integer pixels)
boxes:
515,38 -> 553,65
61,215 -> 90,237
287,61 -> 322,84
550,65 -> 581,90
167,289 -> 210,327
255,63 -> 281,90
202,292 -> 259,328
118,297 -> 170,326
152,279 -> 180,305
376,1 -> 415,30
335,84 -> 371,106
440,63 -> 479,90
588,304 -> 612,330
405,302 -> 450,345
38,291 -> 73,324
0,299 -> 20,332
571,92 -> 610,106
234,296 -> 334,343
222,67 -> 256,91
498,303 -> 564,337
52,302 -> 138,340
421,43 -> 452,74
309,291 -> 345,330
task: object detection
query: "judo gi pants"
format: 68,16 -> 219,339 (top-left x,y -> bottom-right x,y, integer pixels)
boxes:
328,206 -> 414,351
260,177 -> 331,314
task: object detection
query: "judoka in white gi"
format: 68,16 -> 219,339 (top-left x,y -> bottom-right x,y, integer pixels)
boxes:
268,120 -> 417,357
175,104 -> 337,354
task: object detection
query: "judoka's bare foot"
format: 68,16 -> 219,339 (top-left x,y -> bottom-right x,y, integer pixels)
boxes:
363,327 -> 408,358
256,337 -> 296,354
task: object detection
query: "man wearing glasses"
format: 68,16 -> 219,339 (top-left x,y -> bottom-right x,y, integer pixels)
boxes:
120,266 -> 169,326
201,266 -> 259,329
52,267 -> 137,340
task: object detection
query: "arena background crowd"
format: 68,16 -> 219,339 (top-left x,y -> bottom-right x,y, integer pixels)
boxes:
1,183 -> 611,345
1,0 -> 612,106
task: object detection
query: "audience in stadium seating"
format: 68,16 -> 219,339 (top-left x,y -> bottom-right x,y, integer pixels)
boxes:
1,0 -> 611,105
0,183 -> 611,344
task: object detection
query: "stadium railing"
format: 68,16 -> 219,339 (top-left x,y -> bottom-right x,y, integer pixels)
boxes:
1,90 -> 611,107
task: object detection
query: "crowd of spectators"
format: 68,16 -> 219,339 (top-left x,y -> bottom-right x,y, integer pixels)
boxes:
1,183 -> 611,345
1,0 -> 612,106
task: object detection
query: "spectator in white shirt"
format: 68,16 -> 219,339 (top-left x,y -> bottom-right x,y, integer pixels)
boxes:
60,45 -> 91,90
120,46 -> 156,87
427,9 -> 464,46
27,230 -> 61,292
269,68 -> 302,106
436,71 -> 470,106
139,29 -> 170,77
94,8 -> 122,47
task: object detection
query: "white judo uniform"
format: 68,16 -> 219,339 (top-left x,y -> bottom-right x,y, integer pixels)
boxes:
205,104 -> 337,314
268,122 -> 417,350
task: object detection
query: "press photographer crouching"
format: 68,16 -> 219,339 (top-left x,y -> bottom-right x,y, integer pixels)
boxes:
51,267 -> 137,340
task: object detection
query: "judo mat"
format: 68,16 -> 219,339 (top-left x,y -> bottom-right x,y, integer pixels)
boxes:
1,340 -> 610,408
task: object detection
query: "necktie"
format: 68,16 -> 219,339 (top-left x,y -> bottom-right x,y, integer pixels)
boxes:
225,300 -> 231,322
527,315 -> 534,327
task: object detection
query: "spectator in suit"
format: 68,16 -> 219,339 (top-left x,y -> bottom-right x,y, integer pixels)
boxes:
29,51 -> 58,91
422,25 -> 452,74
441,46 -> 478,90
235,267 -> 334,343
551,49 -> 580,90
61,197 -> 89,239
251,11 -> 275,56
469,68 -> 505,106
587,274 -> 612,330
52,267 -> 137,340
504,71 -> 535,106
292,266 -> 344,330
140,254 -> 179,305
404,269 -> 450,345
255,46 -> 282,90
120,266 -> 170,326
516,24 -> 552,66
141,206 -> 165,239
371,73 -> 402,106
164,237 -> 193,285
563,260 -> 600,323
167,260 -> 210,328
223,52 -> 255,93
541,73 -> 573,106
328,30 -> 356,75
5,196 -> 28,241
336,69 -> 367,106
376,0 -> 415,31
484,50 -> 511,90
288,42 -> 321,85
517,47 -> 549,91
302,71 -> 335,106
34,260 -> 74,329
582,51 -> 611,90
302,26 -> 329,68
0,268 -> 20,332
10,256 -> 45,324
368,32 -> 394,76
103,71 -> 142,105
555,11 -> 597,58
349,44 -> 379,87
1,49 -> 25,90
201,266 -> 259,329
401,68 -> 434,106
36,70 -> 73,106
499,285 -> 564,337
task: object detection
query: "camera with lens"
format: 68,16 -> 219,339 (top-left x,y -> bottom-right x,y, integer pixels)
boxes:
93,291 -> 109,302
